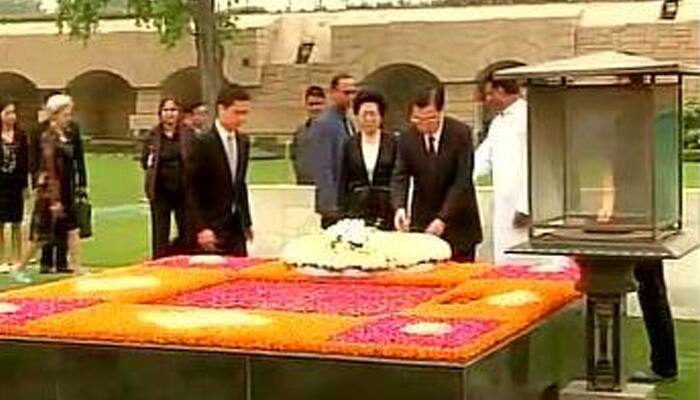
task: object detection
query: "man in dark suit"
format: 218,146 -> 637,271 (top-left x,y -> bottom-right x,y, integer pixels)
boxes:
310,74 -> 358,228
187,85 -> 253,256
391,84 -> 482,262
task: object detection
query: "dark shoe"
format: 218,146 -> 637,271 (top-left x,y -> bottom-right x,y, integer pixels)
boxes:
56,268 -> 75,274
40,265 -> 53,274
629,369 -> 677,384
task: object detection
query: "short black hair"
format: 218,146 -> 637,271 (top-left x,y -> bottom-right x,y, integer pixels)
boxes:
217,84 -> 250,108
489,79 -> 520,95
305,85 -> 325,100
183,101 -> 205,114
412,84 -> 445,112
330,73 -> 353,89
352,89 -> 386,117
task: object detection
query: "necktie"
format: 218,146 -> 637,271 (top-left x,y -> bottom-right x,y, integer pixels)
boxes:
345,117 -> 356,137
428,136 -> 437,155
226,134 -> 237,183
226,134 -> 238,215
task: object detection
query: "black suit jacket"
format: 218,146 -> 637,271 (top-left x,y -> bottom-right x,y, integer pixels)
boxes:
339,132 -> 397,229
140,124 -> 194,201
187,126 -> 252,237
391,116 -> 482,252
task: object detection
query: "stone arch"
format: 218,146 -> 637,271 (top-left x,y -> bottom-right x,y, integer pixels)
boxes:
67,70 -> 137,139
362,63 -> 441,133
0,72 -> 42,131
160,67 -> 234,110
160,67 -> 201,108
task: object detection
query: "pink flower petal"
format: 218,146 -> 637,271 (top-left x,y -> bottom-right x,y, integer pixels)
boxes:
334,315 -> 499,348
156,280 -> 445,316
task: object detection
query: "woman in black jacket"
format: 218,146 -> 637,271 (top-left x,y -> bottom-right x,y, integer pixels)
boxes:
0,99 -> 29,269
141,98 -> 194,258
339,89 -> 397,230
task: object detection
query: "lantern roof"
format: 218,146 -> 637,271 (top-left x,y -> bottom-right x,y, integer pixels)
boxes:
495,51 -> 700,80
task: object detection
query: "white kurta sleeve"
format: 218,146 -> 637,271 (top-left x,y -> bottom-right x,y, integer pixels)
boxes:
473,131 -> 494,180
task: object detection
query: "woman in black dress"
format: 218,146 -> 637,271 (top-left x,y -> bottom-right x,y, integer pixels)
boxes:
11,96 -> 73,283
339,89 -> 397,230
141,98 -> 193,258
0,99 -> 29,270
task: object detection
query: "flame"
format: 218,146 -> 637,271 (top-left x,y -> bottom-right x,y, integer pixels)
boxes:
596,174 -> 615,223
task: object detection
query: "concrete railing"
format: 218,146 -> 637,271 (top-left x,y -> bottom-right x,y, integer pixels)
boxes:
248,185 -> 699,320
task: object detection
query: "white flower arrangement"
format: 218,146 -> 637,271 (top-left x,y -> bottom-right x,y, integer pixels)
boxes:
281,219 -> 452,275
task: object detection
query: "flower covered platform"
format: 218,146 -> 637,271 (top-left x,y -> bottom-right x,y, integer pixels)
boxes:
0,257 -> 584,400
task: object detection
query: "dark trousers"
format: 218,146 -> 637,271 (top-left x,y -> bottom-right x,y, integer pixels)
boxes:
451,246 -> 476,263
212,214 -> 247,257
634,260 -> 677,378
150,192 -> 186,259
40,217 -> 70,272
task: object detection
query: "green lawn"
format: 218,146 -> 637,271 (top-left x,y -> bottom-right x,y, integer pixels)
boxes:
628,318 -> 699,399
686,162 -> 699,188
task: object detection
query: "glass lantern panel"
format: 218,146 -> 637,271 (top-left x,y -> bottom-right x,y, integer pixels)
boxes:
653,84 -> 681,234
529,86 -> 566,228
564,85 -> 654,233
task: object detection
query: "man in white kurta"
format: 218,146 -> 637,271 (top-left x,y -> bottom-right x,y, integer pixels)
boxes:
474,79 -> 530,264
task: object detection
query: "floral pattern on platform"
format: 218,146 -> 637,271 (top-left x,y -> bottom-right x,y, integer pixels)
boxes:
0,267 -> 233,303
1,258 -> 581,364
146,256 -> 269,270
0,299 -> 96,333
156,280 -> 445,316
333,315 -> 499,348
476,261 -> 580,281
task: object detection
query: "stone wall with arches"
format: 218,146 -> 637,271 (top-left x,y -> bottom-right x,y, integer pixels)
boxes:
0,4 -> 697,136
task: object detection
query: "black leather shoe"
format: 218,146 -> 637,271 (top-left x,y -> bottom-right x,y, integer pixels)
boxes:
629,370 -> 677,384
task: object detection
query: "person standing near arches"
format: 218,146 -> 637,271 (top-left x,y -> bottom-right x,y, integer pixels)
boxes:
30,94 -> 87,274
310,74 -> 358,228
473,78 -> 529,264
0,99 -> 29,271
142,98 -> 195,258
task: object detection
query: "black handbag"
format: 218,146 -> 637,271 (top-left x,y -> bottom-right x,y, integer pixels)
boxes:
75,193 -> 93,239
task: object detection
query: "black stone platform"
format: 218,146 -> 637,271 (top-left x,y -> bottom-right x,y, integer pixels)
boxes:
0,304 -> 583,400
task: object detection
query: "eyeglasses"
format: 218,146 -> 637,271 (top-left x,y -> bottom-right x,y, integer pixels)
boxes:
162,108 -> 179,112
410,115 -> 439,125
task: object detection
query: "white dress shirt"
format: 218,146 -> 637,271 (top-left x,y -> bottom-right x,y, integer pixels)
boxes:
361,135 -> 380,183
423,116 -> 444,154
216,119 -> 237,183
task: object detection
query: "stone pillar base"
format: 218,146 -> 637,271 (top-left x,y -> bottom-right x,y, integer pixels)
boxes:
560,380 -> 655,400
